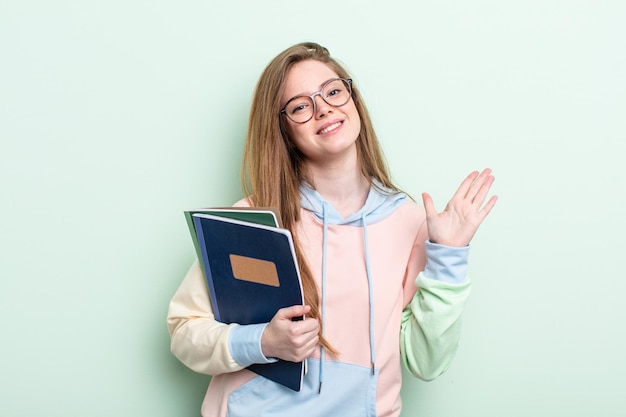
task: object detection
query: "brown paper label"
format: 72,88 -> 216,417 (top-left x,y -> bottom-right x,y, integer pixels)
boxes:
229,254 -> 280,287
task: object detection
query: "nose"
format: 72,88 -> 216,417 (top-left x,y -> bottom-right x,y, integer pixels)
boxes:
312,93 -> 332,119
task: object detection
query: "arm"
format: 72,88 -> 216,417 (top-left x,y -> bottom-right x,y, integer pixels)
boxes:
168,261 -> 319,374
400,242 -> 471,380
401,168 -> 497,380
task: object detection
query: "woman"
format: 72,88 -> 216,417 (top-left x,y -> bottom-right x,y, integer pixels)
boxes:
168,42 -> 497,417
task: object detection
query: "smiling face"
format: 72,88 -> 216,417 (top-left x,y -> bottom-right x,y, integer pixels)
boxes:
281,60 -> 361,165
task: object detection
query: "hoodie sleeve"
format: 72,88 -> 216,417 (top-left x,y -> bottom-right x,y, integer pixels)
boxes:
400,242 -> 472,381
167,260 -> 244,375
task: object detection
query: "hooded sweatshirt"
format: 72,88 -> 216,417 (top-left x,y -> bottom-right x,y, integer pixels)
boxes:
167,182 -> 472,417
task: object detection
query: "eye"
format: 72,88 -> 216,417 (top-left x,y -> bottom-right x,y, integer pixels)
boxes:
323,80 -> 347,101
291,104 -> 307,114
287,98 -> 311,115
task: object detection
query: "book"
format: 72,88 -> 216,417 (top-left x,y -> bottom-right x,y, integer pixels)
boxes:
190,210 -> 306,391
184,207 -> 282,276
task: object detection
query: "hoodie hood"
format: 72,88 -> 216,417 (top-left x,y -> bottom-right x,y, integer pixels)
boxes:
299,180 -> 408,226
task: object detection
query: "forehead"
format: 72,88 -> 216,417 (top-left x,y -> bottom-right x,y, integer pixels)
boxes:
282,60 -> 339,101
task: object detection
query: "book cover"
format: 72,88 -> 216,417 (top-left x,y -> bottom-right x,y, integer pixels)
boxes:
191,212 -> 305,391
184,207 -> 281,276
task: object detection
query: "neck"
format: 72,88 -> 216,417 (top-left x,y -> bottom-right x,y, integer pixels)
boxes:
304,154 -> 370,218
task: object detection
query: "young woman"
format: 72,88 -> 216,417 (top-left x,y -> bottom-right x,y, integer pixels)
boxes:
167,42 -> 497,417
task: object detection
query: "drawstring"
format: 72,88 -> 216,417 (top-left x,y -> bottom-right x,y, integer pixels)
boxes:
361,213 -> 376,375
318,204 -> 376,394
298,182 -> 404,392
318,202 -> 329,394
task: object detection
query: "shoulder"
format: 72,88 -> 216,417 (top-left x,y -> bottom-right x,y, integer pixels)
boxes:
233,197 -> 254,208
393,198 -> 426,226
368,195 -> 425,232
401,198 -> 425,217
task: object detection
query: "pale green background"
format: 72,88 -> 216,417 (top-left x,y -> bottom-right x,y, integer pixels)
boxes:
1,0 -> 625,416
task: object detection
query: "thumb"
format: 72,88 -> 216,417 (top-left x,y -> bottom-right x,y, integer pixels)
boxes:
276,304 -> 311,320
422,192 -> 436,217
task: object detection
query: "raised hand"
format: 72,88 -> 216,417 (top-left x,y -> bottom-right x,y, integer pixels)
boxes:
261,305 -> 320,362
422,168 -> 498,247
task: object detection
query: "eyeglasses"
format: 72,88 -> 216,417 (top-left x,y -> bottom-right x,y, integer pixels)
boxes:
280,78 -> 353,124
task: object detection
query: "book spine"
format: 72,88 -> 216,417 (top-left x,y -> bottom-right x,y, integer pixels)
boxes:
192,216 -> 222,322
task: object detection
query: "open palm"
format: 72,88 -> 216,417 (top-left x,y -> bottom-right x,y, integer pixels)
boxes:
422,168 -> 498,247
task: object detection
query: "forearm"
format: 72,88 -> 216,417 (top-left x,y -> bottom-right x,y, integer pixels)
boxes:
400,242 -> 472,381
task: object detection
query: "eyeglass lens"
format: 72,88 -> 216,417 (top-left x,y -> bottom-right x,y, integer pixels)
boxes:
284,79 -> 351,123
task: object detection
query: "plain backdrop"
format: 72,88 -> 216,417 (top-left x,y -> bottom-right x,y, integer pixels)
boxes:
1,1 -> 625,416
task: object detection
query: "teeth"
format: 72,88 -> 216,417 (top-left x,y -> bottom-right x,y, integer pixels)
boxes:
319,122 -> 341,135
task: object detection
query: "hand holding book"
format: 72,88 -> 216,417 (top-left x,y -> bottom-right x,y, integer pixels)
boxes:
261,304 -> 319,363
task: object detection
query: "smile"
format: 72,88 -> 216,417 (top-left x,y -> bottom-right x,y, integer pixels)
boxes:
317,121 -> 342,135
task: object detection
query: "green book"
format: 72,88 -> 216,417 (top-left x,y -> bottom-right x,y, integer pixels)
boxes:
184,207 -> 282,276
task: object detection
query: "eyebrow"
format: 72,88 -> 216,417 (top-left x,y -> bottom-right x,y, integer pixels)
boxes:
285,78 -> 338,102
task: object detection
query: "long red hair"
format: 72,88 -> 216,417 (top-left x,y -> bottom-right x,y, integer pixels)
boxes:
241,42 -> 400,355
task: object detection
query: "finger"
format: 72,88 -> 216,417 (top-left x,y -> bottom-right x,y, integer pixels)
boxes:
421,192 -> 437,217
465,168 -> 493,202
301,333 -> 320,355
292,316 -> 320,335
452,170 -> 480,200
470,173 -> 495,208
478,195 -> 498,220
293,323 -> 320,346
292,336 -> 320,362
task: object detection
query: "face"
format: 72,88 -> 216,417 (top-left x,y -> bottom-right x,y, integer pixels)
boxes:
280,60 -> 361,165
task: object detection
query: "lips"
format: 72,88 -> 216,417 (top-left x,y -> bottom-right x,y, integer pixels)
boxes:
317,121 -> 343,135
